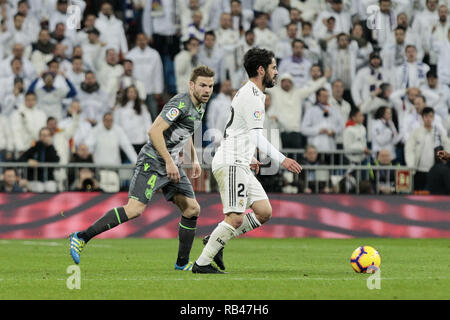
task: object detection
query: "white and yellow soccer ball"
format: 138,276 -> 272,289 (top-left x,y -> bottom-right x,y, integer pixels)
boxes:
350,246 -> 381,273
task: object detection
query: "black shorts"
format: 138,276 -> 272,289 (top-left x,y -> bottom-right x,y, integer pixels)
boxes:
128,156 -> 195,204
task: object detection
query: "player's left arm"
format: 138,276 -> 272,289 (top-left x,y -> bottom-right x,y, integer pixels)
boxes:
249,129 -> 302,174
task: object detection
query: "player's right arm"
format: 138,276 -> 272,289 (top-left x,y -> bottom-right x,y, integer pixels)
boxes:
148,116 -> 180,183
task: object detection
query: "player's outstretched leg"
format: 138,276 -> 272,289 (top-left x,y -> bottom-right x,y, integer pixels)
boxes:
69,198 -> 145,264
173,194 -> 200,271
197,200 -> 272,272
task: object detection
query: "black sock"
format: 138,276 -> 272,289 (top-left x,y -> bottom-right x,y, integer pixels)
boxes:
78,207 -> 129,242
176,215 -> 197,266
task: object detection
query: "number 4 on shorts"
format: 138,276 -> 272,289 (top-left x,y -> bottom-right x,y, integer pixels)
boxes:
145,174 -> 157,200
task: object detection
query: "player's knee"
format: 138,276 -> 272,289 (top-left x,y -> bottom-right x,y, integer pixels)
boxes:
124,201 -> 145,219
225,213 -> 244,229
255,205 -> 272,224
183,202 -> 200,218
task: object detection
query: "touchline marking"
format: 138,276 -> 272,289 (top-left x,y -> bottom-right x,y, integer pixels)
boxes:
0,276 -> 443,282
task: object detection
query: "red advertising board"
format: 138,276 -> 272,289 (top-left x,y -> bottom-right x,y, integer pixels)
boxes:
0,192 -> 449,239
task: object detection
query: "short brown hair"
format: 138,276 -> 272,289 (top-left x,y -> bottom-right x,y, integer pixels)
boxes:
190,65 -> 215,82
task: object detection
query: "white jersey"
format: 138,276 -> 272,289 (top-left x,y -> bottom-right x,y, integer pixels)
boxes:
212,81 -> 266,170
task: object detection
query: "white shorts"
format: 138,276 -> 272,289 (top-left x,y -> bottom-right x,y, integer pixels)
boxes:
213,165 -> 268,214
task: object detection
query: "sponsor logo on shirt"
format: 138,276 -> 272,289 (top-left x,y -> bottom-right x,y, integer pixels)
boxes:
253,111 -> 263,120
166,107 -> 180,121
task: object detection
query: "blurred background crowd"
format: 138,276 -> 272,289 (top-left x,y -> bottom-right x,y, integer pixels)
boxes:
0,0 -> 449,194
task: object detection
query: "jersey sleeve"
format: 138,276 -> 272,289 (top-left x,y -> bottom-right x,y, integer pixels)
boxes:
160,98 -> 185,125
241,95 -> 265,130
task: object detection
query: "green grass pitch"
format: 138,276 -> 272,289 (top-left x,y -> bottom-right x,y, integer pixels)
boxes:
0,238 -> 449,300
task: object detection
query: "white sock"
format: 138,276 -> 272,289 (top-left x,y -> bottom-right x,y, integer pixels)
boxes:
196,221 -> 236,266
234,211 -> 262,237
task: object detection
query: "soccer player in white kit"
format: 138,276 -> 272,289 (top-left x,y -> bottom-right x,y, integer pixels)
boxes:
192,48 -> 302,273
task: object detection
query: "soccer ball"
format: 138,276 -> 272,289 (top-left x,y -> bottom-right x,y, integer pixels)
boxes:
350,246 -> 381,273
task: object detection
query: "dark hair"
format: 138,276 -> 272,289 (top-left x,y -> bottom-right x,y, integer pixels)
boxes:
291,38 -> 306,48
205,30 -> 215,38
377,82 -> 391,99
243,48 -> 275,78
315,87 -> 328,99
302,21 -> 312,28
120,86 -> 143,115
426,69 -> 437,78
349,108 -> 361,119
47,116 -> 56,123
374,106 -> 389,119
405,44 -> 416,51
421,106 -> 434,117
395,26 -> 406,33
25,91 -> 36,98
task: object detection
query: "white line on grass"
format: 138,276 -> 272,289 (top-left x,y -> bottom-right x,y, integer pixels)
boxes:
0,240 -> 111,248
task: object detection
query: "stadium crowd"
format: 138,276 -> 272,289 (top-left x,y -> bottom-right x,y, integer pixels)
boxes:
0,0 -> 449,194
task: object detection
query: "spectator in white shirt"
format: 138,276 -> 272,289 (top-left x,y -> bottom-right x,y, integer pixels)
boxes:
275,22 -> 299,60
278,39 -> 312,89
78,71 -> 111,127
66,56 -> 85,92
81,27 -> 105,72
326,33 -> 357,102
198,31 -> 224,87
95,2 -> 128,55
0,58 -> 30,98
50,23 -> 74,58
429,4 -> 450,65
114,85 -> 152,154
349,22 -> 374,71
330,79 -> 352,129
314,0 -> 351,36
86,112 -> 137,166
411,0 -> 439,60
421,70 -> 449,126
431,27 -> 450,87
405,107 -> 450,190
395,45 -> 430,90
230,0 -> 254,34
142,0 -> 179,94
371,106 -> 402,162
405,106 -> 450,190
30,29 -> 55,75
304,64 -> 333,110
400,94 -> 446,143
0,112 -> 13,161
27,71 -> 77,121
343,108 -> 370,164
175,36 -> 201,94
97,48 -> 124,106
381,26 -> 407,77
2,12 -> 32,54
1,77 -> 25,117
0,43 -> 36,80
302,88 -> 345,152
301,21 -> 322,65
270,0 -> 292,37
59,101 -> 93,149
117,59 -> 146,102
352,52 -> 391,108
126,32 -> 164,120
205,79 -> 233,147
76,14 -> 97,46
216,12 -> 240,57
14,0 -> 40,43
371,0 -> 397,49
361,82 -> 395,143
269,71 -> 330,150
10,92 -> 47,154
253,12 -> 278,53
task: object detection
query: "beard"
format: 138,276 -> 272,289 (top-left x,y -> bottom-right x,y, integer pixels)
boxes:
193,90 -> 209,104
263,72 -> 276,88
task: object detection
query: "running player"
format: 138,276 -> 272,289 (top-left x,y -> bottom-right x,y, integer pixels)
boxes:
192,48 -> 302,274
69,66 -> 215,271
